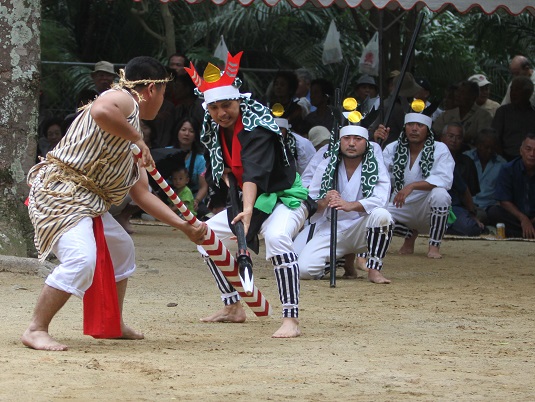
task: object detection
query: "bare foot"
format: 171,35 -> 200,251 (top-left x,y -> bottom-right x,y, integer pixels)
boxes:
200,303 -> 246,323
119,324 -> 144,340
356,257 -> 369,272
272,318 -> 301,338
21,328 -> 68,351
398,231 -> 418,255
368,269 -> 391,284
427,245 -> 442,259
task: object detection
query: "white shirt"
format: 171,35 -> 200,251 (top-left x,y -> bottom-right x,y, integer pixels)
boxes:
293,134 -> 316,176
307,142 -> 390,234
383,140 -> 455,204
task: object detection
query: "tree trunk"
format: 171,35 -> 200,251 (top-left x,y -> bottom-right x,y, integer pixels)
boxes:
160,3 -> 176,57
0,0 -> 41,257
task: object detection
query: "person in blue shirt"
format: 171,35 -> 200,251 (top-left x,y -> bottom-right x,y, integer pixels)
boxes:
487,133 -> 535,238
463,128 -> 507,224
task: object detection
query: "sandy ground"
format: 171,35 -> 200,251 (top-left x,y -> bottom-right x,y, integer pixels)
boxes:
1,222 -> 534,401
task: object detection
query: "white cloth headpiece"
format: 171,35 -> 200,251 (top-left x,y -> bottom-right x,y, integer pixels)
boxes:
404,113 -> 432,129
340,125 -> 368,140
203,86 -> 241,105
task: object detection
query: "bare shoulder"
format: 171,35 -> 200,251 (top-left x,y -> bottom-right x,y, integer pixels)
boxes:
91,89 -> 135,119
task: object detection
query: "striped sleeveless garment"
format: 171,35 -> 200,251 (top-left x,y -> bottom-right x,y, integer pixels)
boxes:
27,89 -> 140,261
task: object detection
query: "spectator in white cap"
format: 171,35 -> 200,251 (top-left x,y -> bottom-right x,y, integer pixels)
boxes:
274,117 -> 315,176
383,110 -> 454,259
91,61 -> 116,94
308,125 -> 331,150
294,124 -> 393,284
468,74 -> 500,117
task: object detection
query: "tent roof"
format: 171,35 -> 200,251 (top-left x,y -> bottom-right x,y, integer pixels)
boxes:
177,0 -> 534,15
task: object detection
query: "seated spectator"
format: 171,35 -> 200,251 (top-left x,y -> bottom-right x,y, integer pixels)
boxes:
37,116 -> 65,161
501,55 -> 535,108
441,123 -> 480,194
168,167 -> 196,216
295,67 -> 314,115
354,74 -> 379,115
303,78 -> 335,133
308,125 -> 331,151
433,80 -> 493,148
464,128 -> 507,223
167,53 -> 189,77
492,76 -> 535,161
264,70 -> 307,134
468,74 -> 500,117
440,123 -> 485,236
487,133 -> 535,238
170,118 -> 209,219
90,61 -> 116,95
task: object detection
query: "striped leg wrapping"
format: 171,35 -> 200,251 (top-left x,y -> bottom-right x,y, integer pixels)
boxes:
429,206 -> 449,247
271,253 -> 299,318
132,145 -> 271,316
393,222 -> 413,238
203,255 -> 240,305
366,225 -> 393,270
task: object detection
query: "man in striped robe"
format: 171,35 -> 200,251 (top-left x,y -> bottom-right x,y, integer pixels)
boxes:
21,57 -> 206,351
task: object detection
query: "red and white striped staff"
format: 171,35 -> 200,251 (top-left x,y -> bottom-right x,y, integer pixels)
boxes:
131,144 -> 271,317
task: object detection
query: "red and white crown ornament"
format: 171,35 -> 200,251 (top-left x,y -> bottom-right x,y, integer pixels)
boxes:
185,51 -> 243,105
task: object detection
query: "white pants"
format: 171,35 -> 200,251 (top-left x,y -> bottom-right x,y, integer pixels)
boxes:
296,208 -> 392,279
387,188 -> 451,233
198,202 -> 308,260
46,212 -> 136,298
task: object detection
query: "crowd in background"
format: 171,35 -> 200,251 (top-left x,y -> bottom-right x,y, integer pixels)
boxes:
35,53 -> 535,239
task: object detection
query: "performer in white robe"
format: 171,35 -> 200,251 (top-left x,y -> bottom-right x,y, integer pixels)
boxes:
381,112 -> 455,259
295,125 -> 393,283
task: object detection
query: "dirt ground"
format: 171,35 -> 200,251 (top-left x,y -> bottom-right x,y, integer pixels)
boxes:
1,221 -> 534,401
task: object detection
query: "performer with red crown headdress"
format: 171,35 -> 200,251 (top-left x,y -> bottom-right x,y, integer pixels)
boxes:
186,51 -> 315,338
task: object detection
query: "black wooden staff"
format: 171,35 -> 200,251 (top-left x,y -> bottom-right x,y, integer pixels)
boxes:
329,63 -> 351,288
378,12 -> 425,147
228,172 -> 254,295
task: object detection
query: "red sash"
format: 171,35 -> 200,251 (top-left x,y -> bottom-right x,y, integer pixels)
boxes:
83,216 -> 122,338
221,116 -> 244,188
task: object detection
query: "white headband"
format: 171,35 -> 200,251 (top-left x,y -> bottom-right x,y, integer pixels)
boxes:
404,113 -> 432,129
203,85 -> 241,106
340,125 -> 369,140
274,118 -> 289,130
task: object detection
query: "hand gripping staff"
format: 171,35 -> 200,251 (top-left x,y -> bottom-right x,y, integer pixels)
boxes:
228,173 -> 254,296
131,144 -> 271,317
